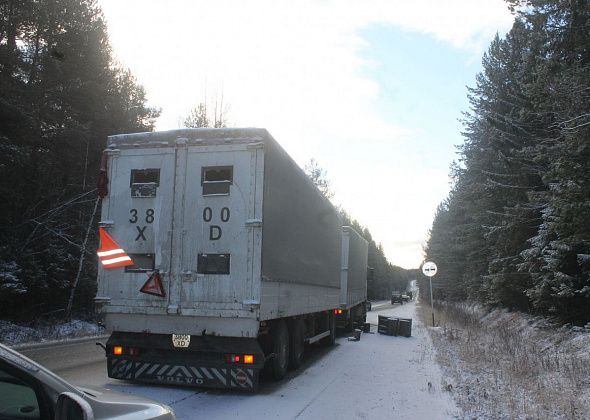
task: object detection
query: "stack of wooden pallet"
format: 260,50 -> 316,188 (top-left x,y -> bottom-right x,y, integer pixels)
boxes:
377,315 -> 412,337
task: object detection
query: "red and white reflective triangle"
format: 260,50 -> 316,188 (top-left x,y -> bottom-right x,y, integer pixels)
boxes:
140,271 -> 166,297
97,227 -> 134,269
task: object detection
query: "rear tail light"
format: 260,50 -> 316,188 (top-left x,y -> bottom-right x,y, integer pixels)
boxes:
224,354 -> 255,364
112,346 -> 140,356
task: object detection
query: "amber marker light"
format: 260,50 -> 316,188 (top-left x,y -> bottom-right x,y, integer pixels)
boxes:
244,354 -> 254,364
113,346 -> 123,355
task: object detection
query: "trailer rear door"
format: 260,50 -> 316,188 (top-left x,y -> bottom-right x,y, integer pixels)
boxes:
174,142 -> 262,316
99,147 -> 176,313
99,137 -> 263,321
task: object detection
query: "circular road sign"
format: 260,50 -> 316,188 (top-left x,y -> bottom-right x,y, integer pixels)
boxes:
422,261 -> 438,277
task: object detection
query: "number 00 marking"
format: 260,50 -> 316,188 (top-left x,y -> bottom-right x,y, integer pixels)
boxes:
202,207 -> 230,222
203,207 -> 212,222
221,207 -> 230,222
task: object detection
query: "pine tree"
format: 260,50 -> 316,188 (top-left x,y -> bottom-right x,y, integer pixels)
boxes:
184,103 -> 211,128
304,158 -> 334,200
426,0 -> 590,324
0,0 -> 159,319
515,0 -> 590,323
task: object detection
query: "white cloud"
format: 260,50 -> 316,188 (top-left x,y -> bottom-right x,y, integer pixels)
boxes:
98,0 -> 513,268
365,0 -> 513,51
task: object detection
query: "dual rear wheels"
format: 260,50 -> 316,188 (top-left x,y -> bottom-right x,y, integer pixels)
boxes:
346,304 -> 367,332
266,319 -> 290,380
289,318 -> 305,370
266,312 -> 335,381
321,312 -> 336,346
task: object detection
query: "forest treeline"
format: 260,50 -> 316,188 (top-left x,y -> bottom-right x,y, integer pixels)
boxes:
0,0 -> 411,321
423,0 -> 590,325
0,0 -> 158,319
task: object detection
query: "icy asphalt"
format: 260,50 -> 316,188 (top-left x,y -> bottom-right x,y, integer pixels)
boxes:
86,301 -> 459,419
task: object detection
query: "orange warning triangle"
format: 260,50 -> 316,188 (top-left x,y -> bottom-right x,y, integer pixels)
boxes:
140,271 -> 166,297
97,227 -> 134,268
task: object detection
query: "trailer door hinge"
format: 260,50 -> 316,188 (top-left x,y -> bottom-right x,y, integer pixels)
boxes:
242,300 -> 260,310
245,219 -> 262,227
167,304 -> 179,314
94,296 -> 111,304
104,148 -> 120,156
247,142 -> 264,150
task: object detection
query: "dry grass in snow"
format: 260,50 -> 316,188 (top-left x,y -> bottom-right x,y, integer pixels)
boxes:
420,301 -> 590,419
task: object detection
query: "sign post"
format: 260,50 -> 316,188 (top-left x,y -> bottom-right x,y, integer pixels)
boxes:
422,261 -> 437,327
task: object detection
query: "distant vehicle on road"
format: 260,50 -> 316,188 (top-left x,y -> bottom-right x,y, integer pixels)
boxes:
391,291 -> 410,305
0,343 -> 175,420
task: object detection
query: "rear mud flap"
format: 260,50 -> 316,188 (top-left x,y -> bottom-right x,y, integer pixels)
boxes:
109,358 -> 258,390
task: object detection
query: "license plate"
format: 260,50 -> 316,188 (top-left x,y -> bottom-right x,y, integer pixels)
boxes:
172,334 -> 190,348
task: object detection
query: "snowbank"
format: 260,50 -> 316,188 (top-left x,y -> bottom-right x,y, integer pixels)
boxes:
0,319 -> 105,346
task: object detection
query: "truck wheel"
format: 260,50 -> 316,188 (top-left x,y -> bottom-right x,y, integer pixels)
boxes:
360,307 -> 367,324
289,318 -> 305,370
268,320 -> 289,380
321,312 -> 336,346
346,312 -> 355,333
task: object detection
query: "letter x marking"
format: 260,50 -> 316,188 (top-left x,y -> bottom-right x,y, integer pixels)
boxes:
135,226 -> 147,241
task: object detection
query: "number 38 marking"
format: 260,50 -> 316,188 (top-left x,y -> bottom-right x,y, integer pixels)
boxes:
129,209 -> 155,223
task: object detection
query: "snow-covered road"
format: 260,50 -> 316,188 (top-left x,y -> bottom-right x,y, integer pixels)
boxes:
89,301 -> 458,419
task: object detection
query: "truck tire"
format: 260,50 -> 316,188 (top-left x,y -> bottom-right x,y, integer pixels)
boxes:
321,312 -> 336,346
289,318 -> 305,370
268,320 -> 289,380
346,312 -> 355,333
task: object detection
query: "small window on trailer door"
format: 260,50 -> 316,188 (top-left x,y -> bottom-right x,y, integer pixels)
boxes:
125,254 -> 155,273
202,166 -> 233,195
197,253 -> 230,274
130,169 -> 160,197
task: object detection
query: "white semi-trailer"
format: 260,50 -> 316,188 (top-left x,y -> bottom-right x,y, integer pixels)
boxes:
336,226 -> 369,330
95,128 -> 368,391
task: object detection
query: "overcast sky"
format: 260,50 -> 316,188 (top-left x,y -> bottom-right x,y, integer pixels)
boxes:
98,0 -> 514,269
